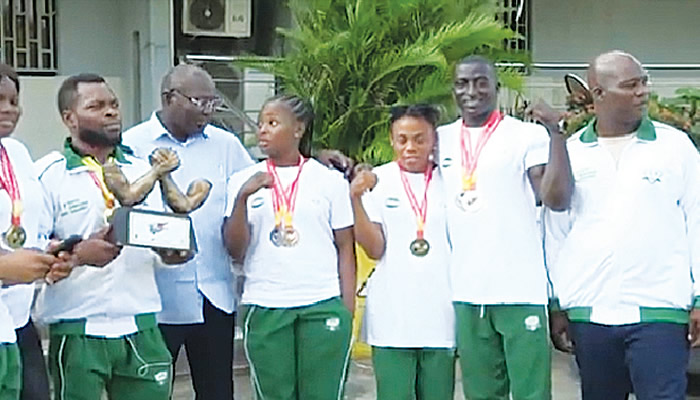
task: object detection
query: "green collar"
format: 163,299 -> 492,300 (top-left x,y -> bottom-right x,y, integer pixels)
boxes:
580,117 -> 656,143
62,138 -> 133,170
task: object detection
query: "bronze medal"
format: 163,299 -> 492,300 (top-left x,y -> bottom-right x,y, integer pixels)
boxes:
4,225 -> 26,249
409,238 -> 430,257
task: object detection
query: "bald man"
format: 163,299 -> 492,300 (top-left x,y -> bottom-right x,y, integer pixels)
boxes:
545,51 -> 700,399
123,64 -> 253,400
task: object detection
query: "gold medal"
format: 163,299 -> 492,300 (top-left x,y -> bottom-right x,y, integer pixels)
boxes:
4,225 -> 26,249
280,227 -> 299,247
409,238 -> 430,257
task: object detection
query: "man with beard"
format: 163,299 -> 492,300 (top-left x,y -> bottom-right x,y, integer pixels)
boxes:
545,50 -> 700,399
438,55 -> 572,400
123,64 -> 253,399
33,74 -> 175,400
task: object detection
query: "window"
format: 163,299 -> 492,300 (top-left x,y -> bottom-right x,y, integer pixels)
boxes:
1,0 -> 57,73
496,0 -> 529,52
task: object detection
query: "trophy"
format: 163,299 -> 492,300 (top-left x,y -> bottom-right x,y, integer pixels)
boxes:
103,148 -> 212,253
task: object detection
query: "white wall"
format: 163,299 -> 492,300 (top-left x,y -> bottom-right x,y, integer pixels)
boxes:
14,0 -> 173,159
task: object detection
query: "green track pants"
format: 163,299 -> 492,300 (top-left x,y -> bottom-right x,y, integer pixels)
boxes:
454,303 -> 551,400
242,297 -> 353,400
372,346 -> 455,400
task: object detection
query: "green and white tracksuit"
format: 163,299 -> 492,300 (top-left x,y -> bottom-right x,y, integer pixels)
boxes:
545,119 -> 700,325
438,116 -> 552,400
34,141 -> 174,400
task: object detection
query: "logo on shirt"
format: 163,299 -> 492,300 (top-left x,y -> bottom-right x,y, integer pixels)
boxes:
642,169 -> 662,183
574,168 -> 597,182
60,199 -> 89,217
441,157 -> 454,169
250,196 -> 265,208
384,197 -> 400,208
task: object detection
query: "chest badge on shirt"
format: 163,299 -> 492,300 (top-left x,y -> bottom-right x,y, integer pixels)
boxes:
642,169 -> 662,184
384,197 -> 400,208
441,157 -> 454,169
250,196 -> 265,208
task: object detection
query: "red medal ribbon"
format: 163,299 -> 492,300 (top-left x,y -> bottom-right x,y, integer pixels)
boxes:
459,110 -> 502,191
399,163 -> 433,240
0,145 -> 22,227
266,156 -> 307,228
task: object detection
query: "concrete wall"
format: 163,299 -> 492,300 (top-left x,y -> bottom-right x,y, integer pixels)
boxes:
531,0 -> 700,65
523,0 -> 700,109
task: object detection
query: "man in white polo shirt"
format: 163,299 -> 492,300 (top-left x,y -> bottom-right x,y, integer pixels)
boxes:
34,73 -> 177,400
438,55 -> 573,400
123,64 -> 253,399
545,50 -> 700,400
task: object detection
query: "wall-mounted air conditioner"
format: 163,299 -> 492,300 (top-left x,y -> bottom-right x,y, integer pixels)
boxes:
182,0 -> 251,38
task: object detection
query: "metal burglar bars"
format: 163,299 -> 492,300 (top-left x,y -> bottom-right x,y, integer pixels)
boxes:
495,0 -> 528,52
0,0 -> 57,73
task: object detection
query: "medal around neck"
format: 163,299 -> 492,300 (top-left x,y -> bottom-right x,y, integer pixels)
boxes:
270,226 -> 299,247
0,146 -> 25,249
103,148 -> 211,252
409,238 -> 430,257
3,225 -> 25,249
267,157 -> 306,249
456,190 -> 481,212
399,164 -> 433,257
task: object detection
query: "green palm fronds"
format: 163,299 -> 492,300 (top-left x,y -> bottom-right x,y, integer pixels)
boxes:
239,0 -> 523,164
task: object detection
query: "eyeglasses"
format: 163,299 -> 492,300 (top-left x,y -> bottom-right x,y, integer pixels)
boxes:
166,89 -> 223,112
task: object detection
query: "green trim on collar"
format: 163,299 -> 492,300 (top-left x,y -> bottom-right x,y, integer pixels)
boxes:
62,138 -> 133,170
566,306 -> 688,324
579,117 -> 656,143
693,297 -> 700,309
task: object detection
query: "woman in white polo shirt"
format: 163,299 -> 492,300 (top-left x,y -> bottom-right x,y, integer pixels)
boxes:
0,62 -> 67,400
351,104 -> 455,399
223,94 -> 355,400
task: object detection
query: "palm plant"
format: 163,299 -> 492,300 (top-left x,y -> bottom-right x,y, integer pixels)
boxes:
237,0 -> 521,164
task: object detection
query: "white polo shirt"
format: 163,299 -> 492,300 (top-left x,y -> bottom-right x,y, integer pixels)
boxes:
545,119 -> 700,325
123,113 -> 254,324
0,138 -> 44,334
437,116 -> 550,305
0,138 -> 42,343
225,159 -> 353,308
362,162 -> 454,348
33,141 -> 163,337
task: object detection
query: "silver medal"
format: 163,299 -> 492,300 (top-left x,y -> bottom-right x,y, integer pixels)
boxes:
456,190 -> 481,212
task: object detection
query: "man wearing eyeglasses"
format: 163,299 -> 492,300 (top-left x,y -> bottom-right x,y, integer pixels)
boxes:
122,64 -> 253,400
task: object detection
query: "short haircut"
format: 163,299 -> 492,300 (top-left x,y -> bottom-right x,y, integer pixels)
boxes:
456,54 -> 497,80
57,73 -> 106,113
263,94 -> 315,135
389,104 -> 440,128
0,63 -> 20,93
160,63 -> 211,94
